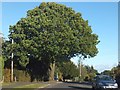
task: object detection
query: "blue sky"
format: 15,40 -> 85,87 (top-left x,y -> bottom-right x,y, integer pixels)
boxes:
1,2 -> 118,72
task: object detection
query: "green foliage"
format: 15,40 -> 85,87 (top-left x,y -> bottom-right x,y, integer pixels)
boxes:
115,67 -> 120,88
84,65 -> 98,81
56,60 -> 79,80
14,69 -> 31,82
80,65 -> 88,81
4,69 -> 31,82
109,66 -> 120,88
101,70 -> 111,76
3,2 -> 99,81
55,60 -> 98,82
0,56 -> 4,81
102,66 -> 120,88
5,2 -> 99,67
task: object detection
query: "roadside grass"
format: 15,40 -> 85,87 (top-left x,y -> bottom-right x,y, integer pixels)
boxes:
11,83 -> 49,90
2,82 -> 16,86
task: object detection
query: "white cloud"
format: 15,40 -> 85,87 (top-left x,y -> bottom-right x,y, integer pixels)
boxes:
94,63 -> 118,73
71,57 -> 118,73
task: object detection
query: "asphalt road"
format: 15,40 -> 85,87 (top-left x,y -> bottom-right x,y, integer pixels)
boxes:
39,82 -> 92,90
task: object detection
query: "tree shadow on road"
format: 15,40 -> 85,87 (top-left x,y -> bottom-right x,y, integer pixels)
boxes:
69,86 -> 92,90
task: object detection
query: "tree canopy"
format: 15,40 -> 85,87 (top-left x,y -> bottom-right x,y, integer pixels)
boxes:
6,2 -> 99,67
3,2 -> 99,81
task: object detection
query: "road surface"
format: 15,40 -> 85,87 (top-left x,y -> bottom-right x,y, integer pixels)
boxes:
39,82 -> 92,90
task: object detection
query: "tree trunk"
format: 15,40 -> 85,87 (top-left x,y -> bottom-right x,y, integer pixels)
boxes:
49,61 -> 55,81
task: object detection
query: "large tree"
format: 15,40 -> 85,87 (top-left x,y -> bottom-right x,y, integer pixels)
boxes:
4,2 -> 99,81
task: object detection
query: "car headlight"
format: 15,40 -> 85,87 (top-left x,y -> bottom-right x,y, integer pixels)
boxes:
114,83 -> 118,86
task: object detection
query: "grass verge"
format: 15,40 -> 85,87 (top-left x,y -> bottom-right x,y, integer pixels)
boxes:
2,82 -> 16,86
11,83 -> 49,90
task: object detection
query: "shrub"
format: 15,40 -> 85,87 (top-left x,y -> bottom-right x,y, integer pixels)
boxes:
0,56 -> 4,81
4,69 -> 31,82
14,69 -> 31,82
4,68 -> 11,82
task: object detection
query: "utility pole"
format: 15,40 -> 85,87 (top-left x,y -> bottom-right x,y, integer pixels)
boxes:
11,39 -> 14,82
78,57 -> 82,79
79,59 -> 82,77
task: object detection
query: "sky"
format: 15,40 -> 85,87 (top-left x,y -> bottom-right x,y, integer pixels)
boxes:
118,2 -> 120,64
1,2 -> 118,72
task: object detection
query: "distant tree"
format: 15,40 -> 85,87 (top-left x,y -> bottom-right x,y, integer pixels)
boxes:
56,60 -> 79,80
3,2 -> 99,81
101,70 -> 111,76
85,65 -> 98,81
110,66 -> 120,88
115,66 -> 120,88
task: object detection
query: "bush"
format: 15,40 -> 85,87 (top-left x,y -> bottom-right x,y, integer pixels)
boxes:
0,56 -> 4,81
4,69 -> 31,82
4,68 -> 11,82
14,69 -> 31,82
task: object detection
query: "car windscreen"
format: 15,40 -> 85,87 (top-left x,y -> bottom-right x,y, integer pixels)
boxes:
98,76 -> 113,81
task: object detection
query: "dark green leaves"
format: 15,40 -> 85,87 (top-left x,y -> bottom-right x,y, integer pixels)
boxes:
4,2 -> 99,68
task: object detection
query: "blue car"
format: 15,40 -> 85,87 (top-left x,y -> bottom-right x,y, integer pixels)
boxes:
92,75 -> 118,90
